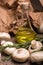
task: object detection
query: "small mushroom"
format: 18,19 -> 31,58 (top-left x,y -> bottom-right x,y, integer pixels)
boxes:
0,32 -> 11,41
28,40 -> 42,53
1,40 -> 16,55
30,51 -> 43,62
0,53 -> 1,62
12,48 -> 29,62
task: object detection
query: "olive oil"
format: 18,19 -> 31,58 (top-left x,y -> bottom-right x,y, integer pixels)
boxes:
16,28 -> 36,44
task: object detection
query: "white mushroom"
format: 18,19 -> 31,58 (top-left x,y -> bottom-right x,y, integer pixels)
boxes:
29,51 -> 43,62
0,32 -> 11,40
0,53 -> 1,63
12,48 -> 30,62
28,40 -> 42,53
1,41 -> 16,55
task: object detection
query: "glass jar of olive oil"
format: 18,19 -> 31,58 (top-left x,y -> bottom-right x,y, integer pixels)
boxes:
15,2 -> 36,44
16,28 -> 36,44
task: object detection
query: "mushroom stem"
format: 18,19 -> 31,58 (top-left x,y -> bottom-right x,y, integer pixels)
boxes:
28,40 -> 42,53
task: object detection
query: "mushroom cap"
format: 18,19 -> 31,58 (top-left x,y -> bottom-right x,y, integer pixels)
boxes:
0,53 -> 1,62
12,48 -> 30,62
30,51 -> 43,62
28,40 -> 42,53
4,47 -> 16,55
1,41 -> 16,55
1,40 -> 6,46
0,32 -> 11,41
1,41 -> 13,46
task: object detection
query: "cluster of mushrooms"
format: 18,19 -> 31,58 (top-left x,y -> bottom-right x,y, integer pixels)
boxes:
0,32 -> 43,62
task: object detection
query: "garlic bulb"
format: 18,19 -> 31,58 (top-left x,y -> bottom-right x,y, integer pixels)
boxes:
1,41 -> 16,55
0,32 -> 11,40
12,48 -> 29,62
28,40 -> 42,53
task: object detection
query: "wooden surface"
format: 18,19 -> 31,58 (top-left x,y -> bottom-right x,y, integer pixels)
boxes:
1,55 -> 43,65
